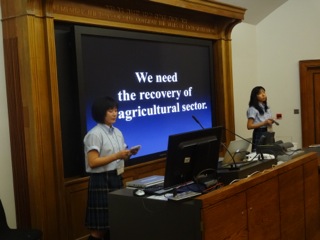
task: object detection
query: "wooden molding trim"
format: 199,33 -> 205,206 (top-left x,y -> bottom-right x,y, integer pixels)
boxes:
299,60 -> 320,147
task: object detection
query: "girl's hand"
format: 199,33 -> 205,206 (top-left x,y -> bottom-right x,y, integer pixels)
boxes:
265,118 -> 275,126
117,149 -> 132,160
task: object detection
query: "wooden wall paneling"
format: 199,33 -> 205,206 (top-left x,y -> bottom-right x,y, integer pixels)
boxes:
314,74 -> 320,144
65,178 -> 90,240
276,151 -> 320,239
3,36 -> 32,227
213,38 -> 236,143
43,14 -> 71,239
147,0 -> 245,20
201,192 -> 248,240
25,14 -> 68,239
246,177 -> 281,239
299,60 -> 320,147
278,166 -> 305,239
1,1 -> 67,239
2,9 -> 40,229
303,158 -> 320,239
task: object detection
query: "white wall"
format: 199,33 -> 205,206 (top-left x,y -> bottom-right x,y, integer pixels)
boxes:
0,5 -> 16,227
232,0 -> 320,148
232,23 -> 258,139
1,0 -> 320,226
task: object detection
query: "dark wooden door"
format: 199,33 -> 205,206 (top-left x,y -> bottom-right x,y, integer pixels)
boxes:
299,60 -> 320,147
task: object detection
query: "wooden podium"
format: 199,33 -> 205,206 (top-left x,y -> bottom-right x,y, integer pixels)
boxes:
109,152 -> 320,240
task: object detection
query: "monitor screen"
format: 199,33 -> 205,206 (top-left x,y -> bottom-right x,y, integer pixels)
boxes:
73,25 -> 216,166
258,132 -> 275,145
163,126 -> 222,188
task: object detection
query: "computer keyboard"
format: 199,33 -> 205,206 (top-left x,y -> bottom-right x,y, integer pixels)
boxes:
143,184 -> 165,195
145,181 -> 198,195
167,191 -> 201,201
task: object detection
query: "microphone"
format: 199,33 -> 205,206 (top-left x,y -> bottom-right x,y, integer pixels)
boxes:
192,115 -> 242,170
221,142 -> 240,170
192,116 -> 240,169
192,115 -> 205,129
223,127 -> 253,146
223,127 -> 257,163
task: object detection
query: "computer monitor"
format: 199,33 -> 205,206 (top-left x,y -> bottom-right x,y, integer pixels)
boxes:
163,126 -> 223,188
258,132 -> 275,145
256,131 -> 283,157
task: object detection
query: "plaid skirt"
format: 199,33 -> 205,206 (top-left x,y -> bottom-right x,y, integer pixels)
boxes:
85,170 -> 123,230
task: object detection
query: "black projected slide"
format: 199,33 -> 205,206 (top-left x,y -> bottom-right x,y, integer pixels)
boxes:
74,25 -> 216,165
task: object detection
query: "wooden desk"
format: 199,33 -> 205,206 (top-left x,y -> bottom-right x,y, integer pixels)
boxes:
109,152 -> 320,240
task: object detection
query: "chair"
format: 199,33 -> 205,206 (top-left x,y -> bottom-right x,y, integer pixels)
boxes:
0,199 -> 42,240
